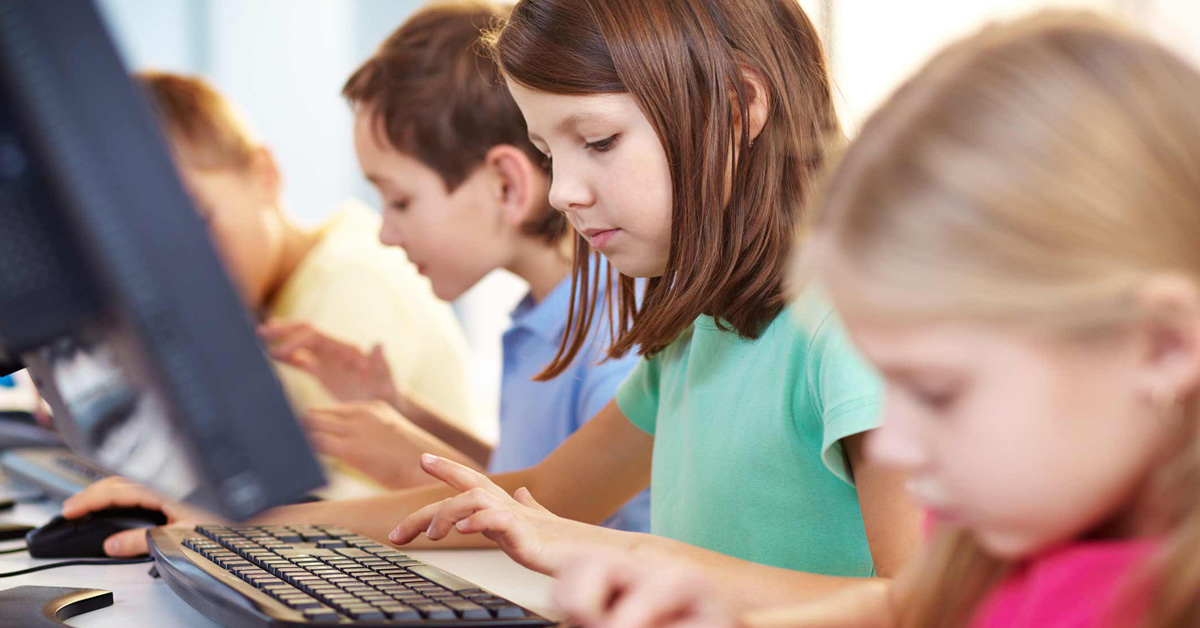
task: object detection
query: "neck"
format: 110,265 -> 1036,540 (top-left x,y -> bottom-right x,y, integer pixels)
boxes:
263,209 -> 321,308
507,235 -> 574,304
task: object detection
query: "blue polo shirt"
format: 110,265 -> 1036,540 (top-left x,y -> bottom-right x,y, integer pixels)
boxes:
489,275 -> 650,533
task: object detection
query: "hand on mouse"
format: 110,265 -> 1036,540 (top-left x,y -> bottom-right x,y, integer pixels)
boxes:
61,476 -> 218,557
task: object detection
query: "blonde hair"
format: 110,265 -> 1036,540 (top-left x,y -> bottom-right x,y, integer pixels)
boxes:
136,71 -> 260,171
805,12 -> 1200,628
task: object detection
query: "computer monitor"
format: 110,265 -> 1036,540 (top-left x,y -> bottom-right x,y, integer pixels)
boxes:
0,0 -> 324,520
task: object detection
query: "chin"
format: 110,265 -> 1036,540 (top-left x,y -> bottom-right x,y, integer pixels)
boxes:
603,252 -> 666,279
974,528 -> 1048,561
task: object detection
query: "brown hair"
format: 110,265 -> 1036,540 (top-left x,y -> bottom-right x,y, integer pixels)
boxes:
485,0 -> 840,378
137,70 -> 259,170
806,12 -> 1200,628
343,0 -> 567,245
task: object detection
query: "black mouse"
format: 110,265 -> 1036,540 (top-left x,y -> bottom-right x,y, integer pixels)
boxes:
26,507 -> 168,558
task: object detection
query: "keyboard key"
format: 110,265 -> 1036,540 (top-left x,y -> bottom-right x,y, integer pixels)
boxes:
494,604 -> 529,618
446,599 -> 492,619
378,604 -> 421,620
301,607 -> 340,622
412,602 -> 456,620
342,605 -> 385,620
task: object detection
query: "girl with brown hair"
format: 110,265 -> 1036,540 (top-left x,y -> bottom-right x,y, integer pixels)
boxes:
63,0 -> 918,613
551,11 -> 1200,628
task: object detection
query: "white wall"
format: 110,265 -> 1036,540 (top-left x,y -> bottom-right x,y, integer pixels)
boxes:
826,0 -> 1120,131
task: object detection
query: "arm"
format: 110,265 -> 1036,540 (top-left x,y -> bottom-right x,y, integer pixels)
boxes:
63,399 -> 653,555
388,432 -> 919,613
260,320 -> 494,468
392,394 -> 493,469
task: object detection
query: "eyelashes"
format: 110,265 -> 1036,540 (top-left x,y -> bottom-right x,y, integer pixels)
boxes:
585,134 -> 618,152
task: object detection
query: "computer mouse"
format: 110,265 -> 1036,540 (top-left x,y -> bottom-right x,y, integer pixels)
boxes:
26,506 -> 168,558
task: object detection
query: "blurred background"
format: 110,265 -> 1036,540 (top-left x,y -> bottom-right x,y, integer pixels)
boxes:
93,0 -> 1199,427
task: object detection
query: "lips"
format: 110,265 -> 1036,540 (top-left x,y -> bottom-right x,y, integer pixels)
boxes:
582,228 -> 620,249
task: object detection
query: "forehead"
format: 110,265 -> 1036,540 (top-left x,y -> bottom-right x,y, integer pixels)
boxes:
843,313 -> 1018,371
505,81 -> 637,133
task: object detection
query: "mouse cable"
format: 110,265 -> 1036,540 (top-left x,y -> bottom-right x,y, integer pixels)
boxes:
0,545 -> 28,555
0,556 -> 153,578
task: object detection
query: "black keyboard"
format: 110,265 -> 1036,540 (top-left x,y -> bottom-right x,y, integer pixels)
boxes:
148,524 -> 553,627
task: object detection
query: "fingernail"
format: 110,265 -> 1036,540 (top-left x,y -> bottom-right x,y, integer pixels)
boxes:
421,454 -> 437,466
426,522 -> 436,538
388,529 -> 400,542
104,538 -> 120,555
455,520 -> 467,532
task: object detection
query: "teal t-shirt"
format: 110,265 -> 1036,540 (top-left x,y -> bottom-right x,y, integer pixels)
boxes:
615,287 -> 882,575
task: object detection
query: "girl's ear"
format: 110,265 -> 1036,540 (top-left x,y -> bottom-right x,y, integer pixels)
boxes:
733,65 -> 771,145
1132,275 -> 1200,410
484,144 -> 543,228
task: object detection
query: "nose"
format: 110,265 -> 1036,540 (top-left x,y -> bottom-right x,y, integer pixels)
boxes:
547,164 -> 595,214
378,217 -> 404,248
866,392 -> 929,472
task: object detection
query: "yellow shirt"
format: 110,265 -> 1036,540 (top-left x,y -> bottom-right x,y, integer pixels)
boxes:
267,201 -> 483,494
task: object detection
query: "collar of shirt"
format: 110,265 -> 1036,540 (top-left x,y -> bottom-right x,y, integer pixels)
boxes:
508,274 -> 575,344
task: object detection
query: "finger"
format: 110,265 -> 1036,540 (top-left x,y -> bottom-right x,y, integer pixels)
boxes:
257,319 -> 308,340
103,528 -> 153,557
389,498 -> 453,545
303,411 -> 354,437
554,557 -> 634,625
419,454 -> 507,498
425,488 -> 504,541
367,344 -> 390,373
513,487 -> 551,513
267,330 -> 319,361
604,572 -> 708,628
61,478 -> 165,519
453,506 -> 517,537
308,431 -> 347,458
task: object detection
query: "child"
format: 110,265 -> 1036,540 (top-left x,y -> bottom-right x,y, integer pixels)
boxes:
137,72 -> 482,491
261,0 -> 650,530
65,0 -> 918,611
552,12 -> 1200,628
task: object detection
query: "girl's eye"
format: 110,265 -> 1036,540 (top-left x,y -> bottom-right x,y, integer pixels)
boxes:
388,199 -> 410,213
540,155 -> 553,174
584,134 -> 618,153
912,386 -> 960,413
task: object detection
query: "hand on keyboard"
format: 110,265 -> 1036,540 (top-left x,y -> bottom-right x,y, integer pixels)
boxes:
554,553 -> 738,628
389,454 -> 609,575
61,476 -> 216,556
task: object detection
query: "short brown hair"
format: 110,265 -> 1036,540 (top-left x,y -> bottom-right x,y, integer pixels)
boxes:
343,0 -> 567,244
487,0 -> 839,379
136,70 -> 258,170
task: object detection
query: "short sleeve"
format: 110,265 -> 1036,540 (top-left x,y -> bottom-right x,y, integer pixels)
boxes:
615,355 -> 661,436
804,305 -> 883,486
576,349 -> 641,432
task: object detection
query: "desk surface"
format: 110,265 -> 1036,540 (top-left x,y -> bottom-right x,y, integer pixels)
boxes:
0,498 -> 562,626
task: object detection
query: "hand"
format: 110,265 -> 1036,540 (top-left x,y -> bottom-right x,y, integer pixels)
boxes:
60,476 -> 219,557
389,454 -> 608,574
304,401 -> 441,488
258,319 -> 400,408
554,553 -> 740,628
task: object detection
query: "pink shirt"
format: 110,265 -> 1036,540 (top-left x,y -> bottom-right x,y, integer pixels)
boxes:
970,539 -> 1157,628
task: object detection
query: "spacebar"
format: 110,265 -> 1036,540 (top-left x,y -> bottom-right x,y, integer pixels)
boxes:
406,566 -> 478,592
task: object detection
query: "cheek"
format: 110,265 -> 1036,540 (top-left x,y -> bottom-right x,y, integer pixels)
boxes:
948,362 -> 1154,557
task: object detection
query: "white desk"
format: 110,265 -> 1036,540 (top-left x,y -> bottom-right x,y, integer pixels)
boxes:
0,497 -> 562,626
